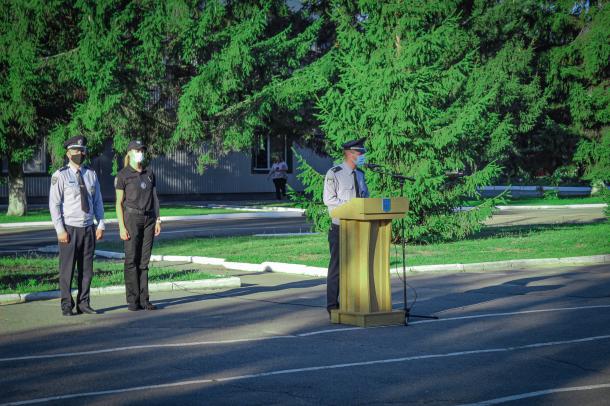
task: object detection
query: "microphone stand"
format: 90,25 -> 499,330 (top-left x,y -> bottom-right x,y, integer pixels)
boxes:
366,166 -> 438,326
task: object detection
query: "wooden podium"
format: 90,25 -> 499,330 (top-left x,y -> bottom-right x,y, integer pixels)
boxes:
330,197 -> 409,327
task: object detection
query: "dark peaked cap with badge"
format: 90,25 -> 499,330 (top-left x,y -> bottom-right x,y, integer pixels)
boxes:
342,137 -> 366,153
63,135 -> 87,150
127,140 -> 147,150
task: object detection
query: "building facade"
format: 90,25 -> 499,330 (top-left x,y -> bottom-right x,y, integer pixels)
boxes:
0,137 -> 334,203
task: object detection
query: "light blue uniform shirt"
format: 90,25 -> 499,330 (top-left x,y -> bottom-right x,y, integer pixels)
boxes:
323,162 -> 369,225
49,164 -> 105,234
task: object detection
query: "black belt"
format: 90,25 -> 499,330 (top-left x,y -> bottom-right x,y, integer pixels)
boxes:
124,206 -> 155,216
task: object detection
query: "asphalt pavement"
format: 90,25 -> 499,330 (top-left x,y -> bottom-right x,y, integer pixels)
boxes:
2,204 -> 608,404
484,206 -> 606,227
0,214 -> 310,254
1,263 -> 610,405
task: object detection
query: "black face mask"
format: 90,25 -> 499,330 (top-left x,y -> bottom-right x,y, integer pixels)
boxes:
70,154 -> 84,165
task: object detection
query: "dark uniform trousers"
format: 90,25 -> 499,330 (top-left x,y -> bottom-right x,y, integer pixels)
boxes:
327,223 -> 340,310
59,225 -> 95,310
272,178 -> 287,200
123,211 -> 156,307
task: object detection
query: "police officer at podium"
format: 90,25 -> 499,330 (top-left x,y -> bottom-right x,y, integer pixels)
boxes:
49,135 -> 105,316
323,138 -> 369,318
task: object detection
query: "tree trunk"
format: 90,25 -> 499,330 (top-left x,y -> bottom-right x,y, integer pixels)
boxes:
7,161 -> 27,216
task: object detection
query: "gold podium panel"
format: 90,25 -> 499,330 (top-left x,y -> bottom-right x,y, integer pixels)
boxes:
330,198 -> 408,327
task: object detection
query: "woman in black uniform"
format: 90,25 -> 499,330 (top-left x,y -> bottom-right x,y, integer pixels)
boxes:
115,140 -> 161,311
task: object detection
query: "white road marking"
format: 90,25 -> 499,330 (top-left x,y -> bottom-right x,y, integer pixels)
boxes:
0,327 -> 362,363
0,335 -> 295,362
297,327 -> 364,336
457,383 -> 610,405
408,304 -> 610,325
3,334 -> 610,406
2,303 -> 610,363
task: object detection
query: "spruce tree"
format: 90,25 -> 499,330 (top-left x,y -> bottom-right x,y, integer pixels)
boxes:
171,0 -> 327,172
299,1 -> 514,242
49,0 -> 179,168
46,0 -> 328,174
546,3 -> 610,186
3,0 -> 606,225
469,0 -> 609,185
0,0 -> 80,215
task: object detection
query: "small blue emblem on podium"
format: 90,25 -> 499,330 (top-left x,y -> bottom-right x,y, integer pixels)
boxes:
382,198 -> 391,212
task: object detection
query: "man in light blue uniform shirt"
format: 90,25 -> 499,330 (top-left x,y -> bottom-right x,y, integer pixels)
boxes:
323,137 -> 369,318
49,135 -> 105,316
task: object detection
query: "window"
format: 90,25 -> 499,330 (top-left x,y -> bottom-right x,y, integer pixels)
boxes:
251,134 -> 292,173
1,142 -> 49,175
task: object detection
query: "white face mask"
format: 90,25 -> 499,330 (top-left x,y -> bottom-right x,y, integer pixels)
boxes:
133,151 -> 144,163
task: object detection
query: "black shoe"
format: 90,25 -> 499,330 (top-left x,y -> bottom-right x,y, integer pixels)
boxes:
142,302 -> 157,311
77,306 -> 97,315
62,308 -> 74,316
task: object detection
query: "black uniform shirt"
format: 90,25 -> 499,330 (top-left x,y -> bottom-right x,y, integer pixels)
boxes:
115,166 -> 159,217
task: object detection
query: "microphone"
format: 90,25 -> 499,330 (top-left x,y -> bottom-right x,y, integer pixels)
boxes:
362,163 -> 415,181
362,163 -> 384,170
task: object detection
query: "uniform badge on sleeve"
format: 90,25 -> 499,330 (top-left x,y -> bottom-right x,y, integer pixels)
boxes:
51,176 -> 58,186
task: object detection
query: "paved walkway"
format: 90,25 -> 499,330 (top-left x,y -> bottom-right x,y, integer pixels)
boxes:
2,263 -> 610,405
0,215 -> 310,254
484,205 -> 606,227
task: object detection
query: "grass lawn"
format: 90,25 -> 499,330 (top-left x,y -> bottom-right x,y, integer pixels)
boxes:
0,205 -> 244,224
97,221 -> 610,268
465,195 -> 607,206
0,256 -> 223,294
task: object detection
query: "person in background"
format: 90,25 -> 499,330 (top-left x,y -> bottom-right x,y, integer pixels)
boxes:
115,140 -> 161,311
49,135 -> 105,316
322,138 -> 369,319
268,154 -> 289,200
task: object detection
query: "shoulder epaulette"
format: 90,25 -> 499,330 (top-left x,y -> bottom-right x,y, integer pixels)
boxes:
59,166 -> 69,172
356,168 -> 364,173
331,166 -> 343,173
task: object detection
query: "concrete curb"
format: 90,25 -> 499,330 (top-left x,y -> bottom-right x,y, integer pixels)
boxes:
0,277 -> 241,305
0,211 -> 304,229
39,246 -> 609,279
261,262 -> 328,277
207,205 -> 305,213
254,232 -> 319,237
495,204 -> 607,210
390,254 -> 610,274
39,247 -> 329,276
